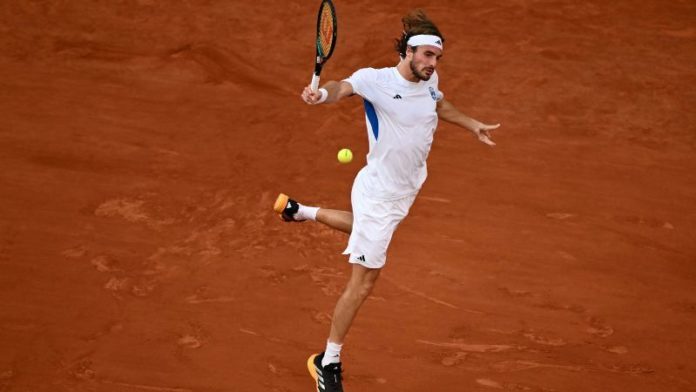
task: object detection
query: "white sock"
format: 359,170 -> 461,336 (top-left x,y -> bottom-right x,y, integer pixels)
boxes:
297,205 -> 319,221
321,341 -> 342,367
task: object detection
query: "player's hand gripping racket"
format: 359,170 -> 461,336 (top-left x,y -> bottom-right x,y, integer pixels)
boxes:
310,0 -> 337,92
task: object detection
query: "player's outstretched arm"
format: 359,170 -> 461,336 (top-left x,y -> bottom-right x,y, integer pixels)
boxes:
301,81 -> 354,105
437,98 -> 500,146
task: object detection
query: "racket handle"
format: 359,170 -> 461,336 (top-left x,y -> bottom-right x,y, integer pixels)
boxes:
310,73 -> 320,92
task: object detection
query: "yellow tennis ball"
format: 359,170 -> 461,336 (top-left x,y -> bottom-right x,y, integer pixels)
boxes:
337,148 -> 353,164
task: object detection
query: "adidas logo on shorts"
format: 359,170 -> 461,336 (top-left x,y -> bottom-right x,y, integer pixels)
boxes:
356,255 -> 366,262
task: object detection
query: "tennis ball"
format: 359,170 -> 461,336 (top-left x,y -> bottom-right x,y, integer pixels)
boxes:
337,148 -> 353,164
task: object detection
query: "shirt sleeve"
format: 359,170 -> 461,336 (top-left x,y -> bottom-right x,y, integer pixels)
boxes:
343,68 -> 378,101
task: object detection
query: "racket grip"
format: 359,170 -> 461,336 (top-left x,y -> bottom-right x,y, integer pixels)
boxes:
310,73 -> 320,92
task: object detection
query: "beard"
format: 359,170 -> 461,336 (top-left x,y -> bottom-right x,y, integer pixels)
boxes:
409,59 -> 433,81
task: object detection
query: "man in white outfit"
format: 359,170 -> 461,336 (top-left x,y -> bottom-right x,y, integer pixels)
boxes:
273,10 -> 500,392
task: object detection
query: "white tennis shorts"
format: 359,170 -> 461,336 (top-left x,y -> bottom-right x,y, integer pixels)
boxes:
342,172 -> 417,269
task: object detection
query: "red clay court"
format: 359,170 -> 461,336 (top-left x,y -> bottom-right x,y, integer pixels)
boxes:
1,1 -> 695,391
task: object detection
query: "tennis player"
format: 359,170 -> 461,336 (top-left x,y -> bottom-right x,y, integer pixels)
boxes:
274,10 -> 500,392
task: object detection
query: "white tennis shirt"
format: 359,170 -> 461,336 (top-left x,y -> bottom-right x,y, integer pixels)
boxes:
344,67 -> 444,200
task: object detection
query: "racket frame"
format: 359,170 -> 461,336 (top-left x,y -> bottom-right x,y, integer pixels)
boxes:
311,0 -> 337,91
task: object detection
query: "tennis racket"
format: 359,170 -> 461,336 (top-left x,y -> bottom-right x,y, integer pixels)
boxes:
310,0 -> 337,92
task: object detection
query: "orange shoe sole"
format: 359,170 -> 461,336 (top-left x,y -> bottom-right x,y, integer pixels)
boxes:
307,353 -> 319,390
273,193 -> 289,213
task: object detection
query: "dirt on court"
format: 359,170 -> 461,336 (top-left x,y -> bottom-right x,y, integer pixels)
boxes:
1,1 -> 695,391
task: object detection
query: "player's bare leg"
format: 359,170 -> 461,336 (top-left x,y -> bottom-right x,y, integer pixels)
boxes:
316,209 -> 352,234
311,263 -> 380,373
328,263 -> 380,343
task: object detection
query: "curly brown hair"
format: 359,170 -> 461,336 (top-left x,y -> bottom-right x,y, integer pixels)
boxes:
394,10 -> 444,58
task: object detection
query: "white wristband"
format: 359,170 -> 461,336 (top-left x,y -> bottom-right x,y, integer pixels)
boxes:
316,88 -> 328,104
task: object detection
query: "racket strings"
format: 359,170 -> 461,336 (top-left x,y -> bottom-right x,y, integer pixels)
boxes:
318,4 -> 335,57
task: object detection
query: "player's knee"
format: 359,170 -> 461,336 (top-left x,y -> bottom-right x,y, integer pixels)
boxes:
358,274 -> 379,297
345,278 -> 374,300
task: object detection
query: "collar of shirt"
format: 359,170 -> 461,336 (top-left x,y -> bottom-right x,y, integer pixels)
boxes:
391,67 -> 424,89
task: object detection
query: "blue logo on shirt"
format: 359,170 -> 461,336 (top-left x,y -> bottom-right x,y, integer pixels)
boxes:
429,87 -> 438,101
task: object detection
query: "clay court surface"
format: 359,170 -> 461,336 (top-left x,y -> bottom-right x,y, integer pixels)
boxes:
1,1 -> 695,391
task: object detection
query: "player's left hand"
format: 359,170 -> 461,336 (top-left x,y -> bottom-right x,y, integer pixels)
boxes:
473,122 -> 500,146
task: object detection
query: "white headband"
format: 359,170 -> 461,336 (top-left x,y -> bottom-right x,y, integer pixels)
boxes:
407,34 -> 443,50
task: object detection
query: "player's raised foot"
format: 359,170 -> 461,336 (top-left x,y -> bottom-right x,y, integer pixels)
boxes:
273,193 -> 305,222
307,352 -> 343,392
